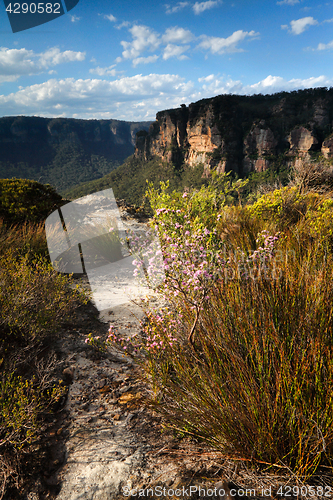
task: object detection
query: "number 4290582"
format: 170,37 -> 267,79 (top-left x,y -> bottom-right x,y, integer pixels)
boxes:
5,3 -> 61,14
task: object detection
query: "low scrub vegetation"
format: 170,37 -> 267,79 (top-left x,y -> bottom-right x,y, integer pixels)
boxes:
88,168 -> 333,480
3,160 -> 333,494
0,207 -> 89,497
0,178 -> 65,224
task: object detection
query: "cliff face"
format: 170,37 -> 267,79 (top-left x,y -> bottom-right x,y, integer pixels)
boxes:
0,116 -> 152,193
2,116 -> 151,154
135,88 -> 333,176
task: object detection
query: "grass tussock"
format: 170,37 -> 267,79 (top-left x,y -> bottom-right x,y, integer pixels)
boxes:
144,240 -> 333,478
0,218 -> 48,259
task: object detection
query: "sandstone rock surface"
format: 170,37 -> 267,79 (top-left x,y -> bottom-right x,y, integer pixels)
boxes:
135,89 -> 333,176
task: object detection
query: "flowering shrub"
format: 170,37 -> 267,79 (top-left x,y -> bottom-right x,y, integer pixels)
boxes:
84,332 -> 107,353
133,188 -> 333,478
85,180 -> 333,478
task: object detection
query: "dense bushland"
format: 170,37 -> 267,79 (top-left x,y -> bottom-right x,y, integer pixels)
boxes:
87,166 -> 333,480
0,116 -> 150,194
63,155 -> 208,206
0,207 -> 89,497
0,178 -> 66,225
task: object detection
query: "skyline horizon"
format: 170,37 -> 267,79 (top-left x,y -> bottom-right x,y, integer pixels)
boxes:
0,0 -> 332,121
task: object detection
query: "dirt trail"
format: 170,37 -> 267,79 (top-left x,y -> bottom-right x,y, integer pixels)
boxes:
40,290 -> 234,500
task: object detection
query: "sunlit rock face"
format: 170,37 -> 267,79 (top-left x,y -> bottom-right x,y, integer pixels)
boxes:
135,88 -> 333,177
322,135 -> 333,159
287,127 -> 318,155
243,121 -> 278,174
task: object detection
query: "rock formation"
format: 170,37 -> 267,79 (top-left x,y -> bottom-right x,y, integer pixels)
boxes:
322,135 -> 333,158
135,88 -> 333,176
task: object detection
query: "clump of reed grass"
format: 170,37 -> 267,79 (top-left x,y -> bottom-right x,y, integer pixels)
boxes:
0,218 -> 48,259
145,237 -> 333,478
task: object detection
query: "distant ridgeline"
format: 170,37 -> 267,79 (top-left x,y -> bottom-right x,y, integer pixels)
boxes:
135,87 -> 333,176
3,88 -> 333,207
0,116 -> 152,194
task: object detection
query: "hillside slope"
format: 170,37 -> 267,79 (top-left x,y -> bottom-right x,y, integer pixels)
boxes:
0,116 -> 151,193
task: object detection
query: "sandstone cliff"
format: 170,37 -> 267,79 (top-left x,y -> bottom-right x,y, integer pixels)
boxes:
135,88 -> 333,176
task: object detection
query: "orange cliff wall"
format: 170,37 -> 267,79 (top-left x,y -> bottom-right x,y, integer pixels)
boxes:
135,90 -> 333,177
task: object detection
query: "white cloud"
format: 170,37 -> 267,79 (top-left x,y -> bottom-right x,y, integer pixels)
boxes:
132,55 -> 159,66
121,25 -> 161,60
282,16 -> 318,35
104,14 -> 117,22
277,0 -> 300,5
117,23 -> 257,66
162,27 -> 194,44
316,40 -> 333,50
1,73 -> 333,121
70,15 -> 80,22
163,44 -> 190,60
0,47 -> 85,83
197,30 -> 259,54
89,65 -> 118,76
0,75 -> 194,120
0,75 -> 21,83
198,74 -> 215,82
191,74 -> 333,103
193,0 -> 221,14
245,74 -> 330,93
39,47 -> 85,66
165,2 -> 189,14
115,21 -> 130,30
0,48 -> 36,77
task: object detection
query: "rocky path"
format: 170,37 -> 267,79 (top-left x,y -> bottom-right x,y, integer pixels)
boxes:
42,292 -> 236,500
43,283 -> 330,500
49,296 -> 148,500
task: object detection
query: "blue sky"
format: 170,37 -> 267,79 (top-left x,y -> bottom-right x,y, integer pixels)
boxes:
0,0 -> 333,121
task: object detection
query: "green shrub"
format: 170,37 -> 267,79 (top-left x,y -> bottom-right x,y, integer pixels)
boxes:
0,251 -> 89,342
0,178 -> 65,224
247,186 -> 306,227
146,173 -> 248,233
0,181 -> 92,496
306,198 -> 333,246
0,373 -> 65,450
246,186 -> 327,230
103,182 -> 333,479
0,245 -> 89,495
